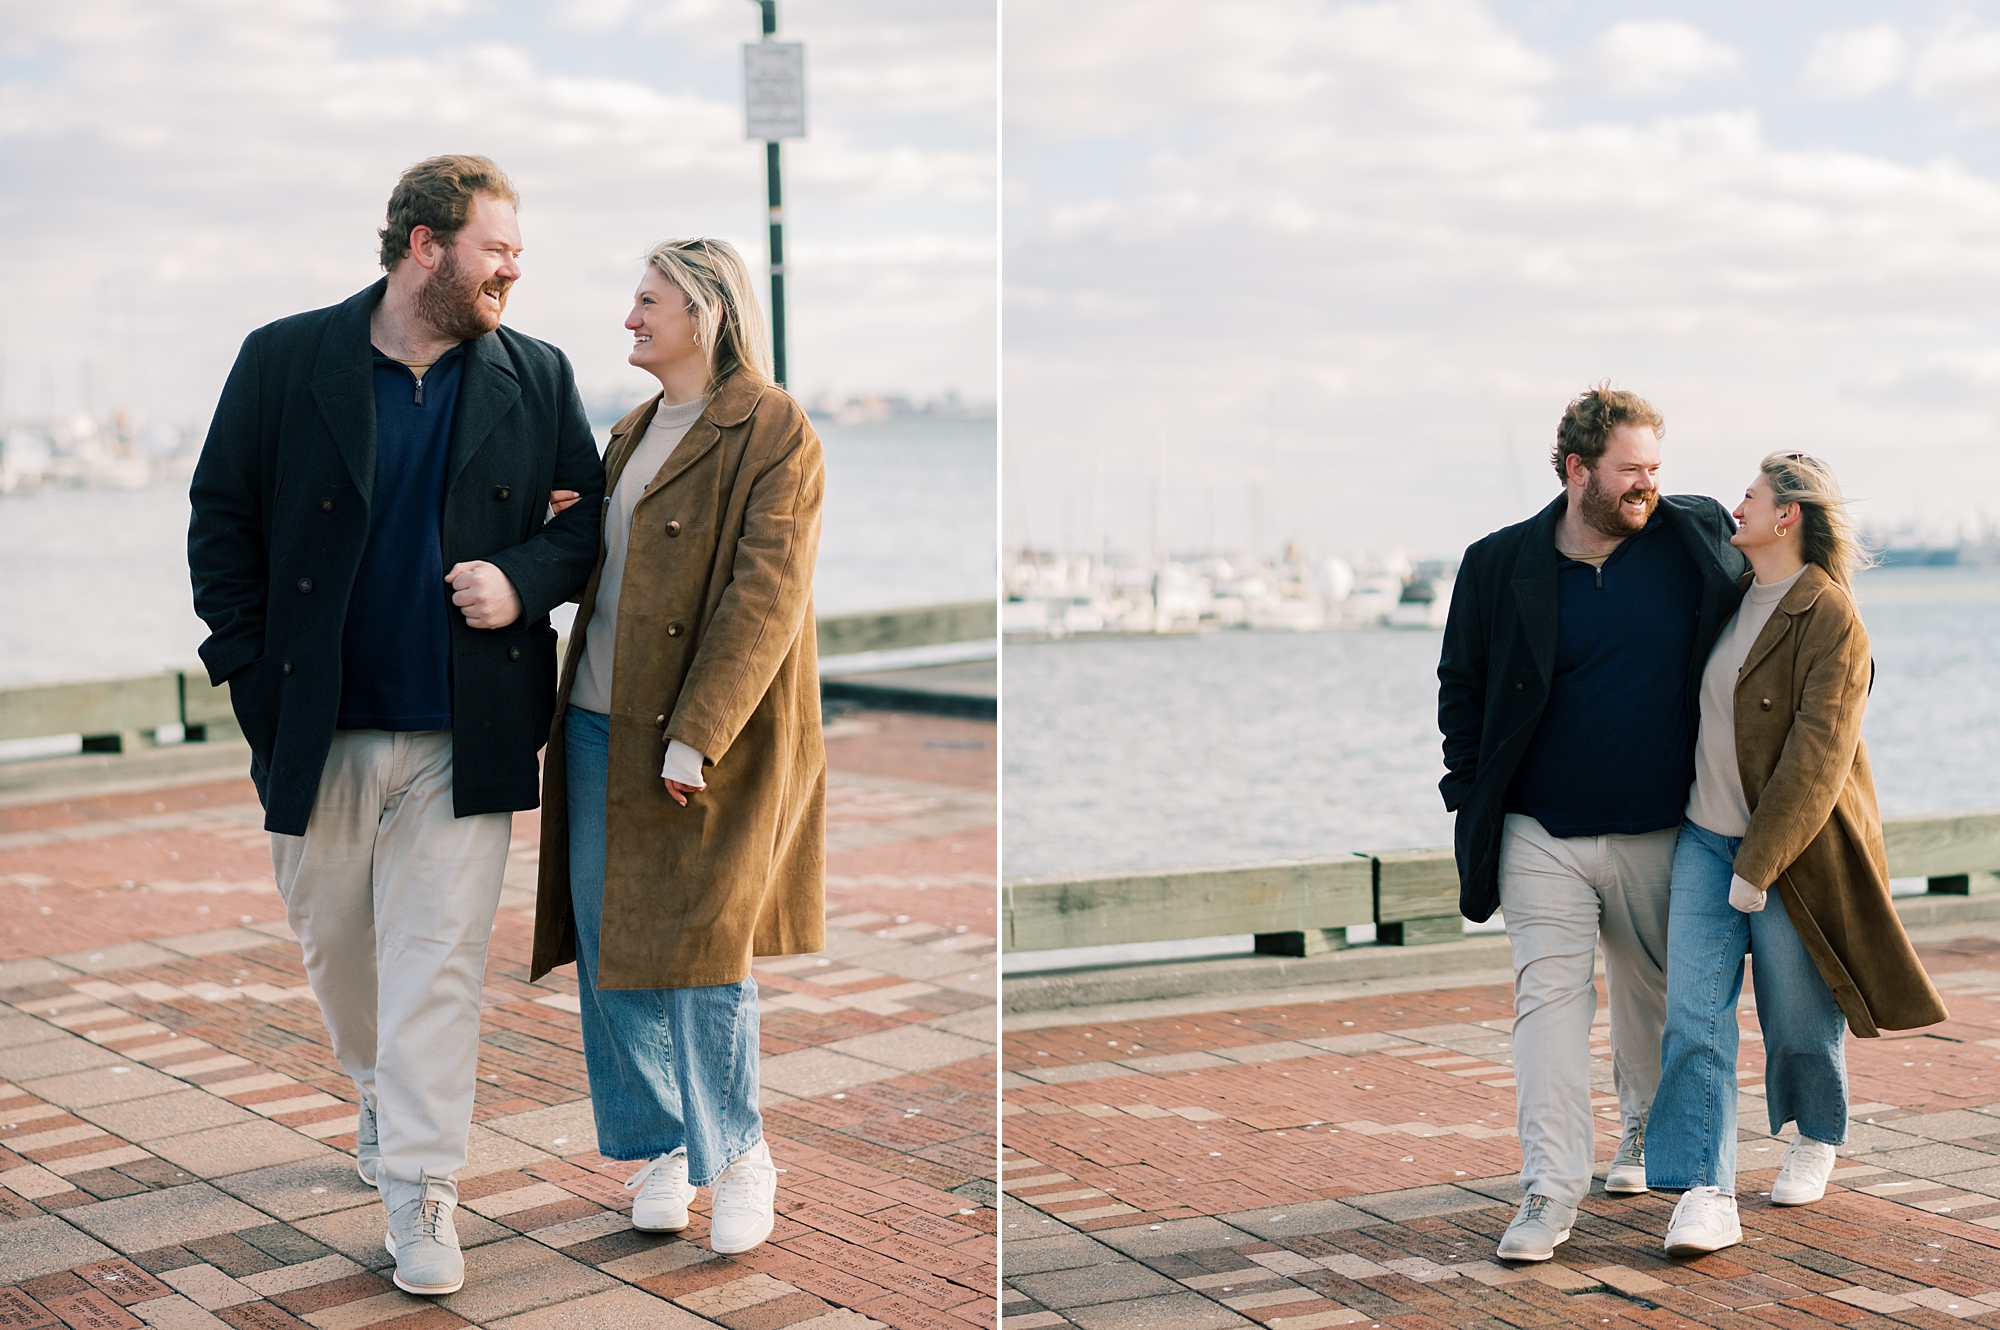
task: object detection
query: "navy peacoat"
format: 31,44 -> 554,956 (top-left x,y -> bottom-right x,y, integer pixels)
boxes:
1437,492 -> 1748,922
187,280 -> 606,835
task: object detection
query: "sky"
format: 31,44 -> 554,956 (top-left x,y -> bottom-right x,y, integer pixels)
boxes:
0,0 -> 995,426
1003,0 -> 2000,559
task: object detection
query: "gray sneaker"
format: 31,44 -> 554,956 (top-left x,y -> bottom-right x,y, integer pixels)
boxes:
1605,1118 -> 1647,1195
382,1173 -> 463,1295
355,1093 -> 379,1188
1497,1194 -> 1575,1262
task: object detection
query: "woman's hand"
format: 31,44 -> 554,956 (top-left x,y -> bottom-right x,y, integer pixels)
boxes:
1728,874 -> 1767,913
549,489 -> 583,515
661,739 -> 707,805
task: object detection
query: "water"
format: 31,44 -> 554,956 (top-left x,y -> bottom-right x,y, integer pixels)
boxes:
1001,565 -> 2000,883
0,417 -> 994,687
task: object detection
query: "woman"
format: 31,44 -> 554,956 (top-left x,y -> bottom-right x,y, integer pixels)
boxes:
1647,452 -> 1944,1257
529,238 -> 826,1255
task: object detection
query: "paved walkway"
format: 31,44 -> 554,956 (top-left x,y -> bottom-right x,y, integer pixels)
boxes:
0,709 -> 996,1330
1001,936 -> 2000,1330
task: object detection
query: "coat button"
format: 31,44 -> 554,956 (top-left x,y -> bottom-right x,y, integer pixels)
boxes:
1514,680 -> 1524,691
667,622 -> 685,637
281,660 -> 293,675
297,578 -> 312,593
1761,697 -> 1772,710
319,499 -> 334,512
508,646 -> 522,661
494,487 -> 511,501
666,520 -> 682,536
656,714 -> 667,725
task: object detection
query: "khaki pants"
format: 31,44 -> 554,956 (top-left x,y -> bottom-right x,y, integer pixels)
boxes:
271,730 -> 511,1184
1499,813 -> 1675,1209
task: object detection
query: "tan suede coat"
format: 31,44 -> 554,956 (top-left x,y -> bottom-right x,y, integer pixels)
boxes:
1732,563 -> 1945,1037
530,374 -> 826,988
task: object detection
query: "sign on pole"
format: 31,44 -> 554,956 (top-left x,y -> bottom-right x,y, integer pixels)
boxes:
744,42 -> 805,140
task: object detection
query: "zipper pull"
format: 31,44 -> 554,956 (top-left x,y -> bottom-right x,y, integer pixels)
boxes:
413,375 -> 425,407
1595,565 -> 1603,590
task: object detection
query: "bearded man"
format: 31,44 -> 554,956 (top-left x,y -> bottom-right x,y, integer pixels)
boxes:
188,156 -> 604,1296
1437,385 -> 1746,1263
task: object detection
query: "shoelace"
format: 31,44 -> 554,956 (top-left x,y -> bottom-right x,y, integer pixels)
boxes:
1777,1138 -> 1827,1178
624,1154 -> 684,1194
1676,1185 -> 1731,1224
1516,1194 -> 1556,1222
413,1198 -> 446,1240
714,1153 -> 776,1209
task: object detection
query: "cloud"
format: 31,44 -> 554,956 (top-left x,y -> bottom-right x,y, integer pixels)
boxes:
1799,24 -> 1908,100
1585,20 -> 1741,98
0,0 -> 994,420
1002,0 -> 2000,554
1911,17 -> 2000,123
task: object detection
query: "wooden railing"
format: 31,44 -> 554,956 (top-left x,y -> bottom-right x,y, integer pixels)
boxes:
1003,810 -> 2000,957
0,601 -> 996,756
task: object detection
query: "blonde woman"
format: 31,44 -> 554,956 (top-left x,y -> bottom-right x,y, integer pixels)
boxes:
1649,453 -> 1945,1257
529,238 -> 825,1254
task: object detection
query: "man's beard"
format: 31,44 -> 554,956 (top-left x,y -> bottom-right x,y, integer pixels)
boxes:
416,245 -> 510,342
1579,465 -> 1658,539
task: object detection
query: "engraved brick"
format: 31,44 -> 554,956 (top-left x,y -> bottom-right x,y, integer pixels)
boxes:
74,1261 -> 174,1307
40,1292 -> 141,1330
0,1290 -> 58,1330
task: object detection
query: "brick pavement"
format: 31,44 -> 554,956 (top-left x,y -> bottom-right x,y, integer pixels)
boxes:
0,709 -> 996,1330
1001,936 -> 2000,1329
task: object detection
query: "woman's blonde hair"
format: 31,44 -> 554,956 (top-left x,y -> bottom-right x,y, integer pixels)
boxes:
643,238 -> 771,394
1760,451 -> 1874,591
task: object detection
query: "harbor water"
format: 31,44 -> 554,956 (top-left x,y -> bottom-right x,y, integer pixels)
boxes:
0,417 -> 995,688
1002,565 -> 2000,883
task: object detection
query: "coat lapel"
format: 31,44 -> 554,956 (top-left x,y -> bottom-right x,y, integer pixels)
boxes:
1738,564 -> 1830,683
1510,496 -> 1565,683
310,282 -> 385,502
637,374 -> 764,498
602,396 -> 660,496
449,331 -> 522,489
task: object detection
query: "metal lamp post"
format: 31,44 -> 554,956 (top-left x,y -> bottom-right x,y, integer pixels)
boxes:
744,2 -> 805,387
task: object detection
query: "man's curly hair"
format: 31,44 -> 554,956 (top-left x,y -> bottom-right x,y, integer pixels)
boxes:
1552,383 -> 1664,483
378,155 -> 519,271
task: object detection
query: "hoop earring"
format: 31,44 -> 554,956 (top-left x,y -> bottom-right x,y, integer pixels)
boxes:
1775,524 -> 1786,537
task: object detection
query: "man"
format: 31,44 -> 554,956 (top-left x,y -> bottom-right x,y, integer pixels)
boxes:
1437,385 -> 1746,1262
188,156 -> 604,1296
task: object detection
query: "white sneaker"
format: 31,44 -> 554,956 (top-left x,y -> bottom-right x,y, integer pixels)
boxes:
709,1139 -> 778,1254
625,1148 -> 696,1232
1770,1136 -> 1838,1206
1663,1185 -> 1741,1257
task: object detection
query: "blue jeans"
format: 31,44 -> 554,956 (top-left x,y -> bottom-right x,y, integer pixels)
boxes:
565,707 -> 763,1186
1647,821 -> 1848,1191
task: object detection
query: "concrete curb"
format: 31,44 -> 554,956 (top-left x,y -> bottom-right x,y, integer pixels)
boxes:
0,740 -> 253,808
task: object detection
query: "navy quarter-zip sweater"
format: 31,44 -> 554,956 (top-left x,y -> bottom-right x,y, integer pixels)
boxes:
1504,513 -> 1703,836
1437,492 -> 1747,921
335,343 -> 467,731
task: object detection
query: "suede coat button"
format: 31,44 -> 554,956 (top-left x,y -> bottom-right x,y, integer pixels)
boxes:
666,520 -> 682,536
667,622 -> 685,637
1761,697 -> 1773,710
